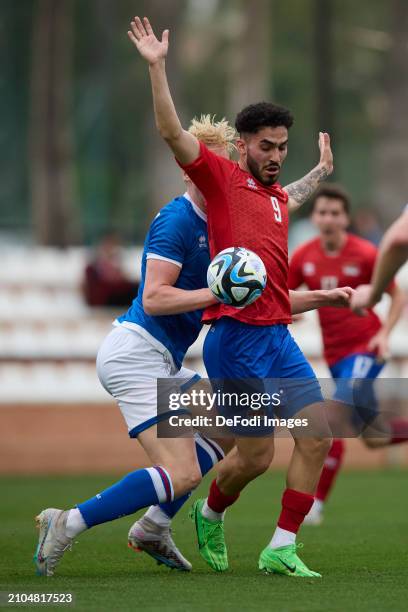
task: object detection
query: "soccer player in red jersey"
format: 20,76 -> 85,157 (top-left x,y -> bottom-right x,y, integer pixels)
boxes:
129,16 -> 335,577
288,184 -> 407,525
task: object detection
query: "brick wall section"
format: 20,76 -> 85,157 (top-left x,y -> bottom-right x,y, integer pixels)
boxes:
1,404 -> 407,474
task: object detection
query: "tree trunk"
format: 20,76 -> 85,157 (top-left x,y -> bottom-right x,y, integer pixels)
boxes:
373,0 -> 408,225
29,0 -> 80,246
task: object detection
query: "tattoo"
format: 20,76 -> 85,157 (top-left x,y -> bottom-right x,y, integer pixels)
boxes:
284,166 -> 329,209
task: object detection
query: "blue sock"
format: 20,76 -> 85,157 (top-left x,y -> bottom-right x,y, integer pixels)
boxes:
78,466 -> 173,528
159,436 -> 224,518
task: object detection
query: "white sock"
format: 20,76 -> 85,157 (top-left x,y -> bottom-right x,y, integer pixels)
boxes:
143,505 -> 171,528
201,499 -> 225,522
65,508 -> 88,538
268,526 -> 296,549
312,499 -> 324,514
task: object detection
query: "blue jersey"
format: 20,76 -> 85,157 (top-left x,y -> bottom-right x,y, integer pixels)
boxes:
117,195 -> 209,368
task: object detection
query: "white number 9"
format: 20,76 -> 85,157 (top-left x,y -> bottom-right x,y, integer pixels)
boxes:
271,197 -> 282,223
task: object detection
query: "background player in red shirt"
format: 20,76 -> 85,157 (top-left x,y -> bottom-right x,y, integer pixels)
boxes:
288,183 -> 407,525
129,16 -> 335,577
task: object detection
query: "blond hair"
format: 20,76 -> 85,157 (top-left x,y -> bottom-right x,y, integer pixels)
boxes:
188,114 -> 236,153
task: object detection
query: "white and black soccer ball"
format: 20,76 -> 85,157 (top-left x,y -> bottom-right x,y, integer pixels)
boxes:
207,247 -> 267,308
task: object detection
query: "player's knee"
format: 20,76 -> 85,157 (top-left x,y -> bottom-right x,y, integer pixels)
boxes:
256,453 -> 274,475
314,437 -> 333,459
296,436 -> 332,461
363,437 -> 383,449
186,466 -> 203,490
169,465 -> 202,497
238,448 -> 273,477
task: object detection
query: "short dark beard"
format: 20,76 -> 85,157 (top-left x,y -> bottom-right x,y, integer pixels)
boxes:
246,152 -> 279,186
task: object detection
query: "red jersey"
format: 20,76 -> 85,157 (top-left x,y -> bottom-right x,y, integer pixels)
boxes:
288,233 -> 394,365
178,142 -> 291,325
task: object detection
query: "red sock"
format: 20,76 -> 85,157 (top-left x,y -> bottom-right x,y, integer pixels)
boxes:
207,479 -> 240,513
390,419 -> 408,445
315,438 -> 345,502
277,488 -> 314,533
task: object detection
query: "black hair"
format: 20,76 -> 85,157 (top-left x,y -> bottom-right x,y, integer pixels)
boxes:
310,183 -> 351,214
235,102 -> 294,135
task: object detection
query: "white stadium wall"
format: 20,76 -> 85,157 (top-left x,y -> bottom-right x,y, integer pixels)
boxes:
1,247 -> 408,473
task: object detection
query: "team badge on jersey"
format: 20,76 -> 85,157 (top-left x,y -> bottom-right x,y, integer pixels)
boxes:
343,264 -> 360,276
198,234 -> 208,248
247,177 -> 257,190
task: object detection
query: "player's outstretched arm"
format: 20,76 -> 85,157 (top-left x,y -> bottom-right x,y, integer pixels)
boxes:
351,209 -> 408,310
128,16 -> 199,165
366,285 -> 405,360
143,259 -> 216,316
284,132 -> 333,212
289,287 -> 353,315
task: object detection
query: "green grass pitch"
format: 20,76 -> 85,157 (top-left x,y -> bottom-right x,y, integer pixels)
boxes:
1,471 -> 408,611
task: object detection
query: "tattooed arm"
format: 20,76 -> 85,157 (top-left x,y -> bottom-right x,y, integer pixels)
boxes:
284,132 -> 333,212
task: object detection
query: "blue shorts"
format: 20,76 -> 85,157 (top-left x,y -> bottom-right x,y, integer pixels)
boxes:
203,318 -> 323,435
330,353 -> 384,428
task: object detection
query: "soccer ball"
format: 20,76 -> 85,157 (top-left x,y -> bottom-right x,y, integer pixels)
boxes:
207,247 -> 267,308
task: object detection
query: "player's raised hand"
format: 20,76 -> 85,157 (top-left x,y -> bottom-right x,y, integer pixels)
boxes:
128,17 -> 169,65
318,132 -> 333,176
327,286 -> 354,308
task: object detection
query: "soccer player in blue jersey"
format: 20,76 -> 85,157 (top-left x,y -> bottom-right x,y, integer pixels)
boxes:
33,117 -> 234,576
33,111 -> 352,576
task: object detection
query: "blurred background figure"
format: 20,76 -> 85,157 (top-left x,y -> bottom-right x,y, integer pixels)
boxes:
83,233 -> 139,307
352,208 -> 383,245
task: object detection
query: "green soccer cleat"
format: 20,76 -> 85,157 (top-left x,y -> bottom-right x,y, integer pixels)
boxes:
189,498 -> 228,572
258,543 -> 322,578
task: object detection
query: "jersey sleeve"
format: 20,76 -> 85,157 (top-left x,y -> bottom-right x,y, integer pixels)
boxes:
176,142 -> 233,206
288,247 -> 305,289
146,208 -> 189,268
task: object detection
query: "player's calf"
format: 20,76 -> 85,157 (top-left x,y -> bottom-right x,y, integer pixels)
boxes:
304,439 -> 345,526
236,448 -> 274,479
162,462 -> 202,498
296,436 -> 332,460
291,436 -> 332,492
216,438 -> 274,495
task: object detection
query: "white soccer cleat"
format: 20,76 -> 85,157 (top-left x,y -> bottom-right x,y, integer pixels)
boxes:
128,516 -> 192,571
34,508 -> 73,576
